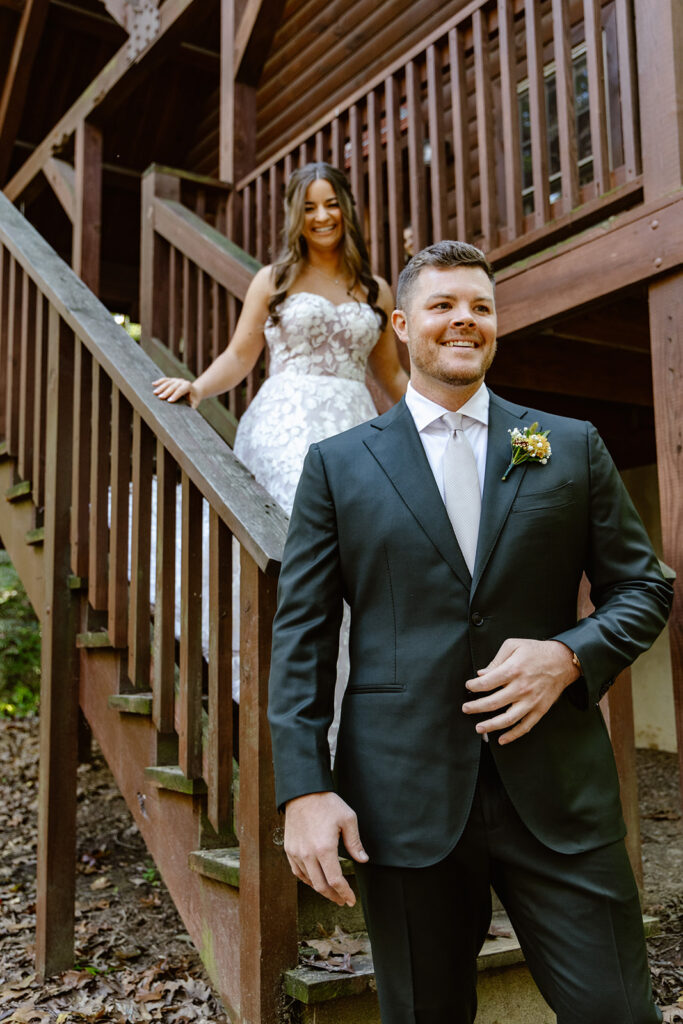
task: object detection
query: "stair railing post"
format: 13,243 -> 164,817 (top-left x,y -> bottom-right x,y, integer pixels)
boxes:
238,548 -> 298,1024
36,306 -> 79,977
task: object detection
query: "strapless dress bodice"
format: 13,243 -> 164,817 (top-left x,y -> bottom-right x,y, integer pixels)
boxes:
265,291 -> 381,382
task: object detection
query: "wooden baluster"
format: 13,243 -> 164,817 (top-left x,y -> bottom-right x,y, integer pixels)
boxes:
525,0 -> 551,228
0,248 -> 9,440
70,340 -> 91,580
88,364 -> 111,611
196,268 -> 210,376
498,0 -> 523,239
367,89 -> 384,276
349,104 -> 365,226
255,174 -> 266,265
108,387 -> 132,649
299,140 -> 309,166
242,182 -> 253,256
406,60 -> 427,251
329,118 -> 344,169
207,508 -> 234,837
31,293 -> 48,508
385,74 -> 405,291
6,259 -> 21,456
269,163 -> 281,263
153,443 -> 177,740
426,44 -> 448,244
128,411 -> 153,689
449,26 -> 471,242
473,8 -> 498,249
140,169 -> 180,353
315,129 -> 326,163
36,308 -> 78,977
18,271 -> 36,483
182,256 -> 198,373
283,152 -> 294,182
239,548 -> 298,1024
583,0 -> 610,195
168,246 -> 179,357
179,472 -> 203,779
614,0 -> 640,179
73,120 -> 102,296
552,0 -> 580,215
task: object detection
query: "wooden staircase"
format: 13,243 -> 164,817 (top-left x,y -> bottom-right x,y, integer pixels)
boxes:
0,177 -> 661,1024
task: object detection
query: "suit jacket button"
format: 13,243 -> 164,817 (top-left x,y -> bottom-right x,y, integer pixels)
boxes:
471,612 -> 484,626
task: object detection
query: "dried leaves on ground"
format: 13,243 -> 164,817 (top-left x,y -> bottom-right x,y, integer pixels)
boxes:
0,717 -> 228,1024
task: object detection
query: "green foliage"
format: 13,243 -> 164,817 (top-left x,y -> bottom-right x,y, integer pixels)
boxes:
0,550 -> 41,717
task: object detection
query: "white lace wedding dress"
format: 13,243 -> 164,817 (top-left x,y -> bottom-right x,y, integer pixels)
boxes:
233,292 -> 381,752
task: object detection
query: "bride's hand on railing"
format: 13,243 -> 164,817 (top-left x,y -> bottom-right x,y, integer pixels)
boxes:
153,376 -> 201,408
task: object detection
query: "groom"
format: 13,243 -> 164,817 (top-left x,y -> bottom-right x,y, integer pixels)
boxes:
268,241 -> 672,1023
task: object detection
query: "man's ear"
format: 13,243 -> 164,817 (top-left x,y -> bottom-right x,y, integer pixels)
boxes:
392,308 -> 409,344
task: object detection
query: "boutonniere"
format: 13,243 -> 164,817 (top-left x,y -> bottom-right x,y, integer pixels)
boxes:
502,422 -> 552,481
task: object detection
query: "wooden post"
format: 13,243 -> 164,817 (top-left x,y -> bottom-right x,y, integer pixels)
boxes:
36,307 -> 78,977
635,0 -> 683,802
239,550 -> 297,1024
220,0 -> 257,185
72,120 -> 102,296
140,166 -> 181,352
605,668 -> 643,889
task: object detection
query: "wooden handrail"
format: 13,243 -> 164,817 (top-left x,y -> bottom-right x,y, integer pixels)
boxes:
0,190 -> 287,574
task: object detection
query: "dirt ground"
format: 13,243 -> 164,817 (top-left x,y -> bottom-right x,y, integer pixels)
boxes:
0,716 -> 681,1023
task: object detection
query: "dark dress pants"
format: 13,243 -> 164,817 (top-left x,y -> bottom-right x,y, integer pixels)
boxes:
355,742 -> 661,1024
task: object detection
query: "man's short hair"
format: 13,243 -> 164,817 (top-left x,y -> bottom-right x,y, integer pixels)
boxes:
396,241 -> 495,310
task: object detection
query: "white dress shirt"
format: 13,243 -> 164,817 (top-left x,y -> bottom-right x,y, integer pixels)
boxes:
404,381 -> 489,499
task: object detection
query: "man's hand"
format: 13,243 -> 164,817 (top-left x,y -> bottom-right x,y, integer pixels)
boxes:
284,792 -> 368,906
462,638 -> 581,745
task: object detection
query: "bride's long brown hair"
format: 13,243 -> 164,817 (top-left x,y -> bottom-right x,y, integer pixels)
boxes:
267,162 -> 387,330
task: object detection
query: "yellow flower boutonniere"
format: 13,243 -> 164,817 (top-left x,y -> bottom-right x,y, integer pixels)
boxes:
502,422 -> 552,481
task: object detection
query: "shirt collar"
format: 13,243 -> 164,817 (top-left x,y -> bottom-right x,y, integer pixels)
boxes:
405,381 -> 490,433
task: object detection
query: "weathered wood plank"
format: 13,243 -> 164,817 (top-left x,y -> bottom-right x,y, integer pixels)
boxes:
5,258 -> 22,456
128,412 -> 154,688
473,8 -> 497,248
140,168 -> 180,353
70,340 -> 92,579
35,309 -> 78,977
238,550 -> 298,1024
207,508 -> 234,836
0,248 -> 9,439
648,271 -> 683,803
498,0 -> 523,239
348,104 -> 365,228
108,386 -> 132,649
448,26 -> 471,241
88,364 -> 111,611
426,44 -> 448,243
366,89 -> 384,276
552,0 -> 580,215
72,121 -> 102,296
31,291 -> 47,507
0,192 -> 288,573
234,0 -> 288,86
153,443 -> 176,735
614,0 -> 639,180
384,74 -> 405,290
182,256 -> 198,372
524,0 -> 550,229
583,0 -> 610,195
405,59 -> 427,252
604,668 -> 642,888
43,158 -> 76,222
179,472 -> 203,779
17,271 -> 36,482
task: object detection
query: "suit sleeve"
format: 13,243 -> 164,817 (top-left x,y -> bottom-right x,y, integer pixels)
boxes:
268,443 -> 345,809
553,423 -> 673,706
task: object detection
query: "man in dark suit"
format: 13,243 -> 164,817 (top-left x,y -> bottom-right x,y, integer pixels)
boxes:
268,241 -> 672,1023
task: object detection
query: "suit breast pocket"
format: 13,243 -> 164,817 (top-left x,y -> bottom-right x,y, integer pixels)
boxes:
510,480 -> 575,514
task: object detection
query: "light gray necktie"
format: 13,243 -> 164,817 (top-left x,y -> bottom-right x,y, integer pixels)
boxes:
442,412 -> 481,575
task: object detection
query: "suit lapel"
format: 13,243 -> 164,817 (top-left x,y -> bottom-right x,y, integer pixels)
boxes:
364,400 -> 472,589
471,392 -> 528,593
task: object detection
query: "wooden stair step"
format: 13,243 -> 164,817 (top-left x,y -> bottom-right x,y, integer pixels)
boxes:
5,479 -> 31,502
76,630 -> 114,648
108,692 -> 153,715
25,526 -> 44,545
0,441 -> 9,459
144,764 -> 207,795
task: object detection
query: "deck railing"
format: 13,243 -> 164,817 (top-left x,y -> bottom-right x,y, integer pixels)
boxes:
0,189 -> 296,1022
232,0 -> 641,285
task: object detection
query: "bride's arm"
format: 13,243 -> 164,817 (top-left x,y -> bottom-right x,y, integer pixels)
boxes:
367,277 -> 409,404
153,266 -> 273,408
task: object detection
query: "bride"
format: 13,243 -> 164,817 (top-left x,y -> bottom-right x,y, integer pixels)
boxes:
153,162 -> 408,748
